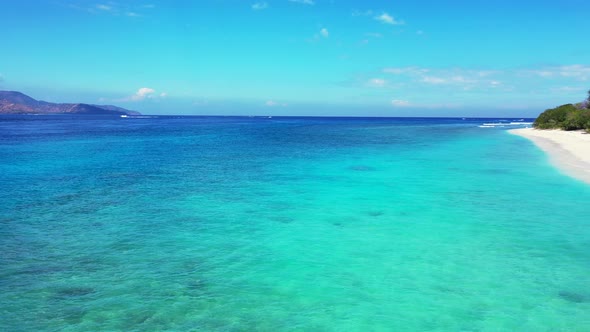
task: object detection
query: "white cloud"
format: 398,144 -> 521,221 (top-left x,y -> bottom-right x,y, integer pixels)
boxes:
421,76 -> 447,85
289,0 -> 314,5
265,100 -> 288,107
391,99 -> 463,109
159,92 -> 168,98
96,4 -> 112,11
559,65 -> 590,78
72,3 -> 152,17
391,99 -> 410,107
527,65 -> 590,81
320,28 -> 329,38
383,67 -> 429,75
421,75 -> 476,85
378,65 -> 590,101
375,12 -> 404,25
553,86 -> 586,92
383,67 -> 498,89
135,87 -> 155,100
252,2 -> 268,10
534,71 -> 553,77
121,87 -> 159,102
368,78 -> 386,87
365,32 -> 382,38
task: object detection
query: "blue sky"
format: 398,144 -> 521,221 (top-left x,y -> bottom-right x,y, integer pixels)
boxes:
1,0 -> 589,116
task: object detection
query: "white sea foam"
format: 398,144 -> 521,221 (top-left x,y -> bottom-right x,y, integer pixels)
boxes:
480,121 -> 532,128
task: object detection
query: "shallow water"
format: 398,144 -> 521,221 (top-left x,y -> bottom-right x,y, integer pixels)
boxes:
1,116 -> 589,331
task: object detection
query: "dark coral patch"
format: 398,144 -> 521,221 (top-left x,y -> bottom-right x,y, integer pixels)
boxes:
53,287 -> 95,300
367,211 -> 384,217
559,290 -> 587,303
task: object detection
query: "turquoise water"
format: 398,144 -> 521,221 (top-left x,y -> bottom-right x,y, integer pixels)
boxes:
1,116 -> 589,331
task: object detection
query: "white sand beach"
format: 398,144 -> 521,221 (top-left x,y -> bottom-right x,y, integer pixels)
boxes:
510,128 -> 590,185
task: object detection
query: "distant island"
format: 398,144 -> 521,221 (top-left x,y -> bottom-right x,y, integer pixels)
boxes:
0,90 -> 140,116
533,90 -> 590,132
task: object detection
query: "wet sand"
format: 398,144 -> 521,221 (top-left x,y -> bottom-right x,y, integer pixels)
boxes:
510,128 -> 590,185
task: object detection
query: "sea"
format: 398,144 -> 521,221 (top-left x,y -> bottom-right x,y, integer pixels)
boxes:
1,115 -> 589,331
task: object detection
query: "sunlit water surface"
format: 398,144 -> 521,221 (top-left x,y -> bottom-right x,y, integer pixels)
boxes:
1,116 -> 589,331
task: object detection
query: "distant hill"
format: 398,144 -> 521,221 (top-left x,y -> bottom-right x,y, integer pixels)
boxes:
0,91 -> 141,115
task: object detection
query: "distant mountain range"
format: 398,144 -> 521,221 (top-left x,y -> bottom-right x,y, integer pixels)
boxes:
0,91 -> 140,115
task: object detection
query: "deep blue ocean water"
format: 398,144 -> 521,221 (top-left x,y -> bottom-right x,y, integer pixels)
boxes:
1,115 -> 589,331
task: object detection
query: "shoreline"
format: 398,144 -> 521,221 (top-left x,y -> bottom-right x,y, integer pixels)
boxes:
509,128 -> 590,185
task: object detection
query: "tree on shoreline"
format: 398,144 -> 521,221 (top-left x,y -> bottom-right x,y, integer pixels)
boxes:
533,90 -> 590,131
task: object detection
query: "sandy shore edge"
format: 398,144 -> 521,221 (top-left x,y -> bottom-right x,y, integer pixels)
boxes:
509,128 -> 590,185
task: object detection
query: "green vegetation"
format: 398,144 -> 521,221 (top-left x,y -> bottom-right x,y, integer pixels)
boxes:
533,91 -> 590,132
